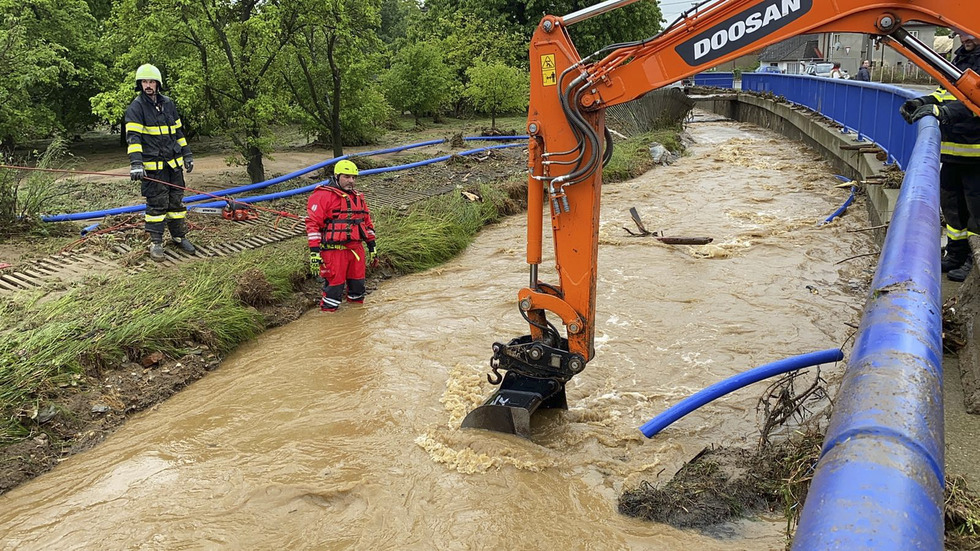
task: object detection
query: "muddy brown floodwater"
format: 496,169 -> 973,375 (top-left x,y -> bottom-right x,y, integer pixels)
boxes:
0,119 -> 878,550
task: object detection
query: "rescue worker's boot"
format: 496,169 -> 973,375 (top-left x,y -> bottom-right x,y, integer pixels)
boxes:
948,257 -> 974,282
942,239 -> 970,273
149,242 -> 166,262
168,217 -> 196,254
173,237 -> 196,254
146,226 -> 166,262
321,286 -> 344,312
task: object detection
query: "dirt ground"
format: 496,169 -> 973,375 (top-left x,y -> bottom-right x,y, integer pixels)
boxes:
0,122 -> 529,494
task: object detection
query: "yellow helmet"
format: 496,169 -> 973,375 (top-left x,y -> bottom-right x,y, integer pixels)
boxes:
135,64 -> 163,90
334,159 -> 359,176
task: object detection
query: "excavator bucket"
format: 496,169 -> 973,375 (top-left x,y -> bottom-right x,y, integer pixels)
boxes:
461,371 -> 567,438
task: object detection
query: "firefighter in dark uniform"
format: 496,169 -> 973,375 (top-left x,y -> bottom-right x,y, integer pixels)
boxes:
901,32 -> 980,281
125,63 -> 196,262
305,160 -> 376,312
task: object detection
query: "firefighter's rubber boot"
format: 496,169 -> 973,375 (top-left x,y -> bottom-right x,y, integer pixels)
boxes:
320,293 -> 339,312
173,237 -> 196,254
942,240 -> 970,273
948,257 -> 974,282
149,243 -> 166,262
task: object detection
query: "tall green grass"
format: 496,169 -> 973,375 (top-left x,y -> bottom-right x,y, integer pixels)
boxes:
377,183 -> 509,273
604,127 -> 684,183
0,139 -> 72,239
0,244 -> 305,442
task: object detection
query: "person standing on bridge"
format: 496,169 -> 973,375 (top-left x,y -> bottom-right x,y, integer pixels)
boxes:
306,160 -> 376,312
829,62 -> 845,79
900,31 -> 980,282
125,64 -> 196,262
855,60 -> 871,82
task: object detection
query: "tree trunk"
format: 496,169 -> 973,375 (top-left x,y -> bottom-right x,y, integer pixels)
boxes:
329,34 -> 343,159
246,143 -> 265,183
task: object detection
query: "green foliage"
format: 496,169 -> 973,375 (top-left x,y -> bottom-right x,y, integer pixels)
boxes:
533,0 -> 662,56
0,140 -> 71,238
0,0 -> 108,148
375,184 -> 508,273
0,244 -> 306,442
420,11 -> 528,116
379,0 -> 416,44
281,0 -> 392,151
604,128 -> 683,183
382,42 -> 453,124
423,0 -> 663,56
464,63 -> 529,128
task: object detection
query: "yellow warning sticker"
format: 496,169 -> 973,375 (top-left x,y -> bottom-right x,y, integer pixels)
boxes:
541,54 -> 557,87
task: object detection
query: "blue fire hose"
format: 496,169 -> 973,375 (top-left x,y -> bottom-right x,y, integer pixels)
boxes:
639,348 -> 844,438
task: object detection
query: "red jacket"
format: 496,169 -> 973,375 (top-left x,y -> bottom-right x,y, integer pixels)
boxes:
306,182 -> 375,250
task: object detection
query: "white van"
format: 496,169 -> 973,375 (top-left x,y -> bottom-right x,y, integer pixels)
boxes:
804,62 -> 835,77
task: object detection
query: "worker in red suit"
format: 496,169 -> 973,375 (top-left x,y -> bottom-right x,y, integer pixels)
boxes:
305,160 -> 376,312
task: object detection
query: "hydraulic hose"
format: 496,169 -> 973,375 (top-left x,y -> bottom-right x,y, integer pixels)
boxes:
639,348 -> 844,438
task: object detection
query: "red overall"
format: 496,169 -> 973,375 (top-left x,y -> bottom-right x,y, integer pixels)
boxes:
306,182 -> 375,311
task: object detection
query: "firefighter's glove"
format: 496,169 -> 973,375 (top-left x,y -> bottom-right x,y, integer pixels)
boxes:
308,248 -> 322,277
899,97 -> 938,124
130,163 -> 146,181
907,104 -> 948,125
366,240 -> 377,264
185,157 -> 194,173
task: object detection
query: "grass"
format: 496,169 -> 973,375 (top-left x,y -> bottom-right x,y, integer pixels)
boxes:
604,127 -> 684,183
0,246 -> 303,442
946,474 -> 980,550
377,182 -> 515,273
0,139 -> 78,239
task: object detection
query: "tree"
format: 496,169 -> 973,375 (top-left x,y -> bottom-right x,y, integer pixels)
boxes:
464,62 -> 528,129
382,42 -> 453,125
525,0 -> 663,56
406,10 -> 526,117
94,0 -> 304,184
0,0 -> 107,149
423,0 -> 663,57
379,0 -> 416,44
281,0 -> 391,156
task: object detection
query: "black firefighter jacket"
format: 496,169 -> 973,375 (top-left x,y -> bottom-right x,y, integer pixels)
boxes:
124,92 -> 192,171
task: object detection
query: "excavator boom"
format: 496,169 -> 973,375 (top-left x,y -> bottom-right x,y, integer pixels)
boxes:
462,0 -> 980,437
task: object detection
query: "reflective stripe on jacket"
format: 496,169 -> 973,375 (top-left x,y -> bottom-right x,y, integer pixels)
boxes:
125,92 -> 192,168
933,45 -> 980,163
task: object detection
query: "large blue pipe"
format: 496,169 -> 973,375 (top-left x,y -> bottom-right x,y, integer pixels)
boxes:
793,119 -> 944,550
182,142 -> 525,211
639,348 -> 844,438
41,136 -> 528,222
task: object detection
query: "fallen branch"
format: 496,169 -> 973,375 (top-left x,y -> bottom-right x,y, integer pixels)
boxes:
625,207 -> 714,245
835,251 -> 879,265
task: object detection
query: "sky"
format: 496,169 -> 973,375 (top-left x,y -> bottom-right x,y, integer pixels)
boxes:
658,0 -> 702,28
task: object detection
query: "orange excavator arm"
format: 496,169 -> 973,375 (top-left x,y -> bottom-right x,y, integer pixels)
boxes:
462,0 -> 980,438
